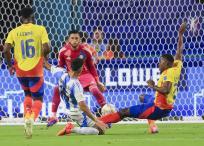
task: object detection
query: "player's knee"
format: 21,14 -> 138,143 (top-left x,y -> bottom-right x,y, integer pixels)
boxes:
139,94 -> 145,103
118,108 -> 130,119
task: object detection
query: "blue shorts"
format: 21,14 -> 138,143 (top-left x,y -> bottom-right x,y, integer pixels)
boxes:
129,102 -> 171,120
142,94 -> 154,103
17,77 -> 44,98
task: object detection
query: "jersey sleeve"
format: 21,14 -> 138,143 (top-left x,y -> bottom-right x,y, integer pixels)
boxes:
5,30 -> 14,45
74,82 -> 85,102
41,26 -> 49,44
58,47 -> 66,67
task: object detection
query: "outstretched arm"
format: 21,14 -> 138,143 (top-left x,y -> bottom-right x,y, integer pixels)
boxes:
78,101 -> 97,122
78,101 -> 107,132
175,22 -> 186,61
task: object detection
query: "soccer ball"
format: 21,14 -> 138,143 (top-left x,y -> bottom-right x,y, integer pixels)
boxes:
101,104 -> 116,115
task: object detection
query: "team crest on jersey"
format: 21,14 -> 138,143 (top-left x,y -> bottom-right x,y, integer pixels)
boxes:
164,76 -> 167,80
79,55 -> 85,60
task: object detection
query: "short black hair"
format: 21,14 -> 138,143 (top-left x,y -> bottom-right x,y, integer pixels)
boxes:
71,58 -> 84,71
161,54 -> 174,64
20,7 -> 34,19
68,30 -> 80,37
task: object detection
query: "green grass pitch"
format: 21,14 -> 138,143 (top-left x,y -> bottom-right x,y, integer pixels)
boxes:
0,123 -> 204,146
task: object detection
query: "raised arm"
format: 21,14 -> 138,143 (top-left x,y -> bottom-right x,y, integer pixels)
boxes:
175,22 -> 186,61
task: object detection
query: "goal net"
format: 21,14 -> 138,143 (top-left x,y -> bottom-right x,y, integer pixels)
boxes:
0,0 -> 203,124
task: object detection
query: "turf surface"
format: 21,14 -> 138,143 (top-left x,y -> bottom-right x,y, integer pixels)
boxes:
0,123 -> 204,146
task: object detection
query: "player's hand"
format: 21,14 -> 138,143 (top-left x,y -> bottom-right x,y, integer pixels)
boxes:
147,79 -> 155,88
179,22 -> 186,35
95,119 -> 108,132
8,66 -> 15,75
97,82 -> 106,92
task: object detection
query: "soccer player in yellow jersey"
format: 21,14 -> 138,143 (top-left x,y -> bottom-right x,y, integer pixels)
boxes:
4,7 -> 50,138
99,22 -> 186,132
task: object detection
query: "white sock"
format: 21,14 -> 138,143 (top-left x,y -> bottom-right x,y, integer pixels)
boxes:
72,127 -> 99,135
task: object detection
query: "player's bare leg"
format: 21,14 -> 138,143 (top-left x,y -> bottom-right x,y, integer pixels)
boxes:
24,95 -> 33,138
24,98 -> 42,138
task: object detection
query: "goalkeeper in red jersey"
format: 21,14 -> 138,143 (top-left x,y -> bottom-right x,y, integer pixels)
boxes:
47,30 -> 107,127
99,22 -> 186,132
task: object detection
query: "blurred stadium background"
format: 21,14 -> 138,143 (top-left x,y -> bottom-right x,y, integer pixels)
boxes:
0,0 -> 203,124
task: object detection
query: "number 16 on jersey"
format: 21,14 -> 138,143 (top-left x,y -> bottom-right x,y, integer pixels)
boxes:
21,39 -> 35,59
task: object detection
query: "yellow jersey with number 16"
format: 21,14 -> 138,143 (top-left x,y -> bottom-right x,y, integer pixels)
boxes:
5,23 -> 49,77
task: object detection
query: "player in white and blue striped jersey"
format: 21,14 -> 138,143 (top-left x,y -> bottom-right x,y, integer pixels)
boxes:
44,58 -> 107,136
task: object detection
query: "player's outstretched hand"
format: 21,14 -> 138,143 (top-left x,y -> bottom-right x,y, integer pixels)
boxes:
179,22 -> 186,35
95,119 -> 108,132
97,82 -> 106,92
8,66 -> 15,75
147,79 -> 155,88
